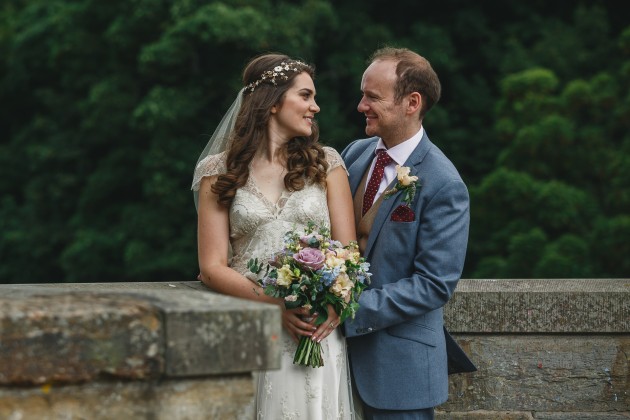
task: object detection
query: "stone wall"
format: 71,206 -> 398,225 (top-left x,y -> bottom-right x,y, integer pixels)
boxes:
1,279 -> 628,419
439,279 -> 630,419
0,281 -> 280,419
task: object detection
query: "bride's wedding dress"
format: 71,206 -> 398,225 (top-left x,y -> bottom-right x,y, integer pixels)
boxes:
193,147 -> 355,420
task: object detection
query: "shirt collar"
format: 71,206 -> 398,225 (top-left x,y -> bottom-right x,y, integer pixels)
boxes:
374,126 -> 424,166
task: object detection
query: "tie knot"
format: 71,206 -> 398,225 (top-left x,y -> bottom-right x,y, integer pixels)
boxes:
376,149 -> 393,166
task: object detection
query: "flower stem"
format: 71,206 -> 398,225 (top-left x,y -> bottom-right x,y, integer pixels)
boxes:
293,336 -> 324,367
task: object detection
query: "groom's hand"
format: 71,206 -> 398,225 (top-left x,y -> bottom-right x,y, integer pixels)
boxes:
282,306 -> 317,343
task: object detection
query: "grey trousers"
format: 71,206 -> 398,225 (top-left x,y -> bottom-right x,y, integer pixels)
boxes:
353,386 -> 434,420
350,368 -> 434,420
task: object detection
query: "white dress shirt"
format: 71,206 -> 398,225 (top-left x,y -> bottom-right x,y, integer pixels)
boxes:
364,127 -> 424,202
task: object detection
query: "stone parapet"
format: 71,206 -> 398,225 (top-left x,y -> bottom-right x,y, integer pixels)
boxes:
1,289 -> 163,384
0,281 -> 278,419
439,278 -> 630,419
0,282 -> 281,384
444,278 -> 630,333
1,279 -> 628,419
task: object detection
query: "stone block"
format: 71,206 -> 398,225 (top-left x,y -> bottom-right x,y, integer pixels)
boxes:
157,289 -> 282,376
435,410 -> 534,419
443,335 -> 629,412
445,279 -> 630,333
0,282 -> 282,384
0,376 -> 253,419
0,291 -> 163,384
533,413 -> 630,419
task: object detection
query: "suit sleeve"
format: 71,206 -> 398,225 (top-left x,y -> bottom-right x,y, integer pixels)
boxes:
345,178 -> 470,337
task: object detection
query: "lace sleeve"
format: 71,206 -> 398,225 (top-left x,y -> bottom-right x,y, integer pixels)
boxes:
323,146 -> 347,174
191,152 -> 227,191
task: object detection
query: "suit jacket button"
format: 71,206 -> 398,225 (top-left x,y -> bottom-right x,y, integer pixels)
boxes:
367,327 -> 373,332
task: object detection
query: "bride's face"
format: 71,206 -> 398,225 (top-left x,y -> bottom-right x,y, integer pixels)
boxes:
269,72 -> 320,140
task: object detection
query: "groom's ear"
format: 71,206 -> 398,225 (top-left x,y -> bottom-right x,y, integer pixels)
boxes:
406,92 -> 422,116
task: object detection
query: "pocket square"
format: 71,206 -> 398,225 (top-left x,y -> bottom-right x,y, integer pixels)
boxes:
391,204 -> 415,222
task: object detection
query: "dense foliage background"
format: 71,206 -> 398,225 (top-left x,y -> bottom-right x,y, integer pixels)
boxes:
1,0 -> 629,283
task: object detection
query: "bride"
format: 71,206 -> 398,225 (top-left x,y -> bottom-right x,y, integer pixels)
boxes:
192,53 -> 356,419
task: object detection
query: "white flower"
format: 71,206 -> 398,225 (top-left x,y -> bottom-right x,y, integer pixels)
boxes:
330,272 -> 354,299
384,165 -> 421,207
325,251 -> 346,269
396,165 -> 419,186
274,66 -> 283,72
276,264 -> 295,287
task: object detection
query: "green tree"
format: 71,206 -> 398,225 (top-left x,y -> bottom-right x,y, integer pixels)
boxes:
469,21 -> 630,278
2,1 -> 629,283
0,0 -> 337,283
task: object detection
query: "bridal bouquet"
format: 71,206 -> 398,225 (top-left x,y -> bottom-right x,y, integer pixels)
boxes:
248,222 -> 371,368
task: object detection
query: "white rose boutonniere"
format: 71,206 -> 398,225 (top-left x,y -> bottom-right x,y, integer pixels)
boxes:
383,165 -> 420,207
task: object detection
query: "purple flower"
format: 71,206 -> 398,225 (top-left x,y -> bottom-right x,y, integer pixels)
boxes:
327,240 -> 343,250
261,276 -> 276,287
293,248 -> 325,271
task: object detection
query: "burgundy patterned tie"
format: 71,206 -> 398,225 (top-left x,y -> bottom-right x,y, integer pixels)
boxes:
362,150 -> 393,216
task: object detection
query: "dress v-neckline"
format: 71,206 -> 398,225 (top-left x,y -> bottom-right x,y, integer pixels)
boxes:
246,175 -> 293,214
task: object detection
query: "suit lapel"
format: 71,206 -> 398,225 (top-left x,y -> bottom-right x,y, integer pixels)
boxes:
407,133 -> 432,169
363,134 -> 433,257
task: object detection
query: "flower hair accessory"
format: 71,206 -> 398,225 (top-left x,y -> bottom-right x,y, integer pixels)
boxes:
245,60 -> 307,93
384,165 -> 420,207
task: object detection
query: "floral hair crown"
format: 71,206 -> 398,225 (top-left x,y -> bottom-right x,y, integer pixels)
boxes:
245,60 -> 308,93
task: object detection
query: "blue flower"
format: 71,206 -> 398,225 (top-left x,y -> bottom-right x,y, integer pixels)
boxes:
328,240 -> 343,249
321,270 -> 336,286
262,276 -> 277,287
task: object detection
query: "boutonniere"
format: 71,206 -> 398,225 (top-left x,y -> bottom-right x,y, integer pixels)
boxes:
383,165 -> 420,207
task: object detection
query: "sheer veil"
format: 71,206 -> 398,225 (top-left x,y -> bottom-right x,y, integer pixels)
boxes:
191,88 -> 244,210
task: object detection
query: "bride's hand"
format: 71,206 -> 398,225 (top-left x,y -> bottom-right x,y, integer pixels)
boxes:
311,304 -> 340,343
281,306 -> 317,343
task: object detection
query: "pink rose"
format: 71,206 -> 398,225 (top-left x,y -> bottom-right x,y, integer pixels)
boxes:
293,248 -> 325,271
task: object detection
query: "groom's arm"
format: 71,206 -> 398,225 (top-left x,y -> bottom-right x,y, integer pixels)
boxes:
345,178 -> 470,337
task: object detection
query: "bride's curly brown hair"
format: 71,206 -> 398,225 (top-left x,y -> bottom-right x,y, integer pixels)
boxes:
212,53 -> 329,207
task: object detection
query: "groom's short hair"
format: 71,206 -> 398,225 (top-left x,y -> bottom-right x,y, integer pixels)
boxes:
370,47 -> 441,118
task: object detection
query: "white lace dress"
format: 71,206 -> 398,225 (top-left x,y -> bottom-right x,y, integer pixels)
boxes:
192,146 -> 355,420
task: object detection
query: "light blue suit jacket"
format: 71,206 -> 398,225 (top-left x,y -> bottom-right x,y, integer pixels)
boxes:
342,132 -> 470,410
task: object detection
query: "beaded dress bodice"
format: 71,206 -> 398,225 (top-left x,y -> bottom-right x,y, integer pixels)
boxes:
192,147 -> 345,277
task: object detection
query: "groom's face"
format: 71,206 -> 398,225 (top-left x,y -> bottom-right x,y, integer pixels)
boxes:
357,59 -> 405,142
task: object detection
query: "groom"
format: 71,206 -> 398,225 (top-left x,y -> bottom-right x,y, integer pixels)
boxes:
342,47 -> 474,419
